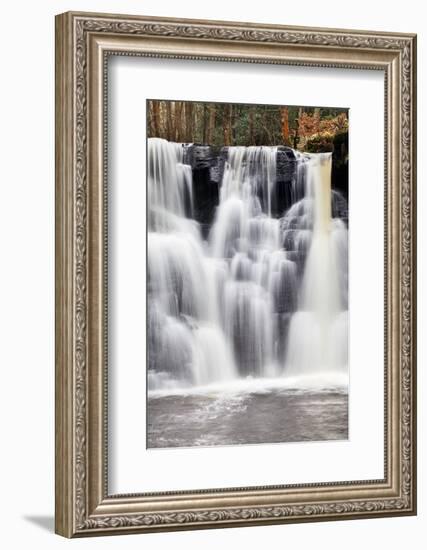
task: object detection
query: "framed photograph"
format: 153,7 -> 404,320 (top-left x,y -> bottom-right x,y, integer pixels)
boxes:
55,11 -> 417,537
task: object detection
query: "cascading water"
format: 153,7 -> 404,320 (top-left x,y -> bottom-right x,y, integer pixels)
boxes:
147,137 -> 348,392
284,154 -> 348,375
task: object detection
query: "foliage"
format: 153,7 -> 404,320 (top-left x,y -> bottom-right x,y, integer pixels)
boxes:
305,132 -> 335,153
147,100 -> 348,151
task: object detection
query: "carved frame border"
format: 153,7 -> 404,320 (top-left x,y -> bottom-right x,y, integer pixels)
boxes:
55,11 -> 416,538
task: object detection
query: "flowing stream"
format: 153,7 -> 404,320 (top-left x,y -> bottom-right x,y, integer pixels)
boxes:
147,137 -> 348,447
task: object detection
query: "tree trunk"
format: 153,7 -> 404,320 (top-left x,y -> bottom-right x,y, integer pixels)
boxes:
280,107 -> 290,145
223,104 -> 230,146
248,106 -> 255,145
149,100 -> 160,137
174,101 -> 183,142
158,101 -> 166,139
202,104 -> 208,144
147,101 -> 154,136
194,103 -> 201,143
313,107 -> 321,134
228,104 -> 234,146
185,102 -> 194,142
294,107 -> 303,149
206,104 -> 216,144
165,101 -> 173,141
262,106 -> 271,144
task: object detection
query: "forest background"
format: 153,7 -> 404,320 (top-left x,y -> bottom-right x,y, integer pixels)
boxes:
147,100 -> 349,152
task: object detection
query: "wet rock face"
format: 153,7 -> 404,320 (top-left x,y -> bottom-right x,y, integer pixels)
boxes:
332,132 -> 348,201
184,144 -> 217,170
184,145 -> 221,236
276,147 -> 297,216
184,143 -> 347,232
276,147 -> 297,183
192,167 -> 219,237
185,144 -> 299,229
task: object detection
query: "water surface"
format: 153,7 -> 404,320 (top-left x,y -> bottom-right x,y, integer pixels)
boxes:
148,386 -> 348,448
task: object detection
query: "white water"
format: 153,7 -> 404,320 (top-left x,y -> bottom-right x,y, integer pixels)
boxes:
285,154 -> 348,375
147,138 -> 348,392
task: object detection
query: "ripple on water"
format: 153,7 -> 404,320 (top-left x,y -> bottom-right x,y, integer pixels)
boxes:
147,386 -> 348,449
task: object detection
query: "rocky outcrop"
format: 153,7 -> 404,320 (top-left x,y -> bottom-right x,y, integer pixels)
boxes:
275,146 -> 297,216
332,131 -> 348,201
183,144 -> 221,236
183,143 -> 348,232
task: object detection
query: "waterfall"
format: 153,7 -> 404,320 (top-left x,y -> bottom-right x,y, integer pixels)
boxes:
285,154 -> 348,375
147,138 -> 237,390
147,138 -> 348,391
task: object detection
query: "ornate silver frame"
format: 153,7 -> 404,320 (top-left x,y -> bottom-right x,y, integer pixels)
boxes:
55,11 -> 417,537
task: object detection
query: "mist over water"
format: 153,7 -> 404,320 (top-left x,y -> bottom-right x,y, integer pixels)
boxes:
147,137 -> 348,396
